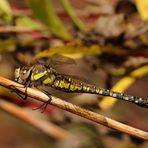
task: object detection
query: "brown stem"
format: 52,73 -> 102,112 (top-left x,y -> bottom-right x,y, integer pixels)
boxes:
0,76 -> 148,140
0,26 -> 46,33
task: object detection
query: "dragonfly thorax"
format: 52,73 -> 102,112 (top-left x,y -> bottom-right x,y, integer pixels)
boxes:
15,64 -> 55,86
31,64 -> 49,81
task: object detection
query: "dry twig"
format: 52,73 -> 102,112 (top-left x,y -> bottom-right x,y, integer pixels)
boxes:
0,76 -> 148,140
0,26 -> 46,33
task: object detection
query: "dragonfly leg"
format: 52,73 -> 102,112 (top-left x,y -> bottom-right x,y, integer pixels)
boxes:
9,85 -> 28,100
32,89 -> 52,113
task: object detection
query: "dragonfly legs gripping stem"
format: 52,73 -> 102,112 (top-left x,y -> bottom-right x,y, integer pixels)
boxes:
10,85 -> 28,100
32,89 -> 52,113
10,85 -> 52,113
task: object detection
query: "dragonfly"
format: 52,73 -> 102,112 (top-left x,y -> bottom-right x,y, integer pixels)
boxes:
13,54 -> 148,111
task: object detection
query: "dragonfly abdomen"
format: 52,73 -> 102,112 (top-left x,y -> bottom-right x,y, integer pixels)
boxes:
33,71 -> 148,108
95,88 -> 148,107
47,74 -> 96,93
52,76 -> 83,92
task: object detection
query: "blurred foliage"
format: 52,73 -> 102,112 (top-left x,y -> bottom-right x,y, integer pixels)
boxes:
35,44 -> 101,60
60,0 -> 87,32
0,0 -> 12,21
26,0 -> 87,39
0,0 -> 147,147
136,0 -> 148,20
15,15 -> 42,30
27,0 -> 71,39
0,39 -> 17,52
99,65 -> 148,109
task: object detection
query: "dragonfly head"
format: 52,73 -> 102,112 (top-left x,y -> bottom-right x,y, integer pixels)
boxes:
15,67 -> 32,85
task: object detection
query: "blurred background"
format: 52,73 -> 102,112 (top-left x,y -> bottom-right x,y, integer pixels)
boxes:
0,0 -> 148,147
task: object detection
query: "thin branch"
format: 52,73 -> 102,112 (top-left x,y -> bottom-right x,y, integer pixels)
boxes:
0,26 -> 46,33
0,76 -> 148,140
0,98 -> 70,139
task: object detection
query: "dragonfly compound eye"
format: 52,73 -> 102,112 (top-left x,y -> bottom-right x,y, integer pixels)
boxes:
15,66 -> 32,84
14,67 -> 21,82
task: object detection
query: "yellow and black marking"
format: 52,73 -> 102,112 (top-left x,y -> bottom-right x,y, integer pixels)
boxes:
51,76 -> 83,92
33,71 -> 47,80
43,74 -> 56,85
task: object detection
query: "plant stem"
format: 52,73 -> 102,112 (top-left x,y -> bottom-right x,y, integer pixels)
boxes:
0,76 -> 148,140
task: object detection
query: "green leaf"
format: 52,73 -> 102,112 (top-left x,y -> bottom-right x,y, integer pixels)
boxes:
35,44 -> 101,59
0,39 -> 17,52
0,0 -> 12,22
26,0 -> 71,39
15,16 -> 42,30
60,0 -> 87,32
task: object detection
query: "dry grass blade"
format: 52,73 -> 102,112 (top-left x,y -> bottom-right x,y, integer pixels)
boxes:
0,76 -> 148,140
100,65 -> 148,109
0,98 -> 70,139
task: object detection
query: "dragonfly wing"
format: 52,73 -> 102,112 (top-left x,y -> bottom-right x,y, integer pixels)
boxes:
36,54 -> 76,69
50,54 -> 76,67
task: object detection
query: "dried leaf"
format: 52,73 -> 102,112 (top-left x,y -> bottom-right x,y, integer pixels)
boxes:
124,21 -> 148,49
95,14 -> 125,38
124,56 -> 148,68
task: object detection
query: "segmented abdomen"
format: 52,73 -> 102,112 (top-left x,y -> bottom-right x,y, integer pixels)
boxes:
95,88 -> 148,108
44,74 -> 148,108
52,75 -> 93,93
